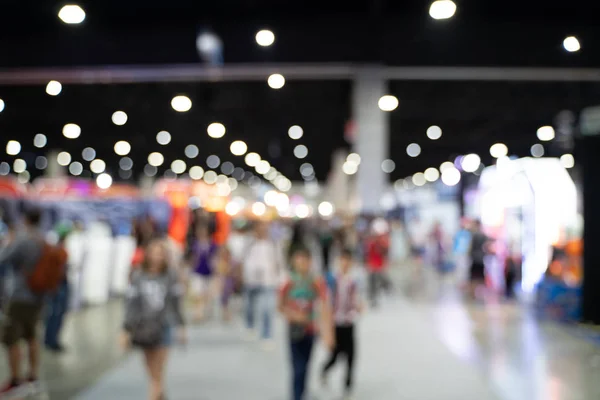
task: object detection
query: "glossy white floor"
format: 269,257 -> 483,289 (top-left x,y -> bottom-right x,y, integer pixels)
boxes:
3,265 -> 599,399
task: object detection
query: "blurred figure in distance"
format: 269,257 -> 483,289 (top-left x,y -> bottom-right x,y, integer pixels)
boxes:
188,224 -> 218,322
468,220 -> 492,299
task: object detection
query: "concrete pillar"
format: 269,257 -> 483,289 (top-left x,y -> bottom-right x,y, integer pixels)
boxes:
353,67 -> 389,214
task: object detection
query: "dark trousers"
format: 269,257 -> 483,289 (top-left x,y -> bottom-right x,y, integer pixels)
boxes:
45,280 -> 69,347
369,271 -> 391,306
322,325 -> 355,390
290,334 -> 314,400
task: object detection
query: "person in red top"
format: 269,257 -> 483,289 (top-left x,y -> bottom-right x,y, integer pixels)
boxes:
366,232 -> 391,307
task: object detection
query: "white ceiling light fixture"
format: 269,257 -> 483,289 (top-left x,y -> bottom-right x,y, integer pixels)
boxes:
381,159 -> 396,173
18,171 -> 30,184
221,162 -> 235,175
563,36 -> 581,53
347,153 -> 361,165
440,161 -> 454,173
531,144 -> 545,158
203,170 -> 218,185
267,74 -> 285,89
90,159 -> 106,174
171,95 -> 192,112
156,130 -> 171,145
34,134 -> 47,148
120,157 -> 133,171
189,166 -> 204,180
111,111 -> 128,126
288,125 -> 304,140
424,167 -> 440,182
461,153 -> 481,173
378,95 -> 399,112
63,123 -> 81,139
46,80 -> 62,96
96,173 -> 113,189
0,99 -> 4,112
6,140 -> 21,156
489,143 -> 508,158
185,144 -> 199,159
300,163 -> 314,177
412,172 -> 427,187
114,140 -> 131,156
171,159 -> 187,174
441,166 -> 461,186
57,151 -> 72,166
537,126 -> 556,142
35,156 -> 48,170
426,125 -> 442,140
252,202 -> 267,217
244,152 -> 261,167
343,161 -> 358,175
429,0 -> 457,20
58,4 -> 86,24
406,143 -> 421,158
255,160 -> 271,175
295,204 -> 310,219
207,155 -> 221,169
225,201 -> 242,216
144,164 -> 157,177
148,152 -> 164,167
560,154 -> 575,169
294,144 -> 308,159
318,201 -> 335,218
0,162 -> 9,175
13,159 -> 26,173
230,140 -> 248,156
82,147 -> 96,161
207,122 -> 226,139
256,29 -> 275,47
69,162 -> 83,176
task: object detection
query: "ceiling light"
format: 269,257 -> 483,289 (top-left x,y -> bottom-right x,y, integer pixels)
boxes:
530,144 -> 544,158
233,167 -> 245,181
255,160 -> 271,175
46,80 -> 62,96
221,162 -> 235,175
13,159 -> 26,173
412,172 -> 427,187
560,154 -> 575,169
156,130 -> 171,145
381,159 -> 396,173
112,111 -> 128,126
563,36 -> 581,52
265,190 -> 279,206
267,74 -> 285,89
265,168 -> 278,181
203,170 -> 218,184
343,161 -> 358,175
489,143 -> 508,158
114,140 -> 131,156
148,152 -> 164,167
0,99 -> 4,112
406,143 -> 421,157
461,153 -> 481,173
318,201 -> 335,218
69,162 -> 83,176
6,140 -> 21,156
537,126 -> 555,141
378,95 -> 399,111
35,156 -> 48,170
300,163 -> 314,177
225,201 -> 242,216
207,122 -> 226,139
185,144 -> 199,159
230,140 -> 248,156
294,144 -> 308,159
256,29 -> 275,47
144,164 -> 157,177
429,0 -> 456,20
0,162 -> 9,175
18,171 -> 30,184
427,125 -> 442,140
82,147 -> 96,161
440,161 -> 454,172
189,166 -> 204,180
90,159 -> 106,174
171,95 -> 192,112
424,167 -> 440,182
63,123 -> 81,139
34,134 -> 47,148
245,152 -> 260,167
441,166 -> 461,186
120,157 -> 133,171
96,173 -> 113,190
119,169 -> 132,180
58,5 -> 86,24
171,159 -> 187,174
252,202 -> 267,216
295,204 -> 310,219
207,155 -> 221,169
57,151 -> 72,166
347,153 -> 361,165
288,125 -> 303,140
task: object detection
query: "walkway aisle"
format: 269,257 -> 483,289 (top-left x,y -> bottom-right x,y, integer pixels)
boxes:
77,296 -> 499,400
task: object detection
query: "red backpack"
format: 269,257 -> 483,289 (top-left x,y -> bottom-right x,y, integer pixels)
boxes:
28,243 -> 68,294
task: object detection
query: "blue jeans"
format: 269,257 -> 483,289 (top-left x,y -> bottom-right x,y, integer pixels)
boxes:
245,286 -> 276,339
45,280 -> 69,347
290,334 -> 315,400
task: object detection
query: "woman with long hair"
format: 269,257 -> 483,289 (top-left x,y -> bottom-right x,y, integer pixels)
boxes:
121,239 -> 187,400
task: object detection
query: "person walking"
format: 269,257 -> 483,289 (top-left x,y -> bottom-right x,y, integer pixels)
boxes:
279,245 -> 334,400
121,238 -> 187,400
188,224 -> 218,321
321,248 -> 363,399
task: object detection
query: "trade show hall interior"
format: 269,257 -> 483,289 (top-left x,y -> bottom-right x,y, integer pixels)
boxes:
1,1 -> 600,399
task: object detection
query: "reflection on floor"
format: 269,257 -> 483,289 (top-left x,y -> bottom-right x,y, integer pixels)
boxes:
2,265 -> 599,399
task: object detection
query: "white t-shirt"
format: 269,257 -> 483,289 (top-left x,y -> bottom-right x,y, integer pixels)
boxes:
227,233 -> 247,265
242,239 -> 282,287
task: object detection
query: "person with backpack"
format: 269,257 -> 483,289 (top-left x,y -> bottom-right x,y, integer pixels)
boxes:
279,245 -> 334,400
321,248 -> 364,399
121,238 -> 186,400
0,208 -> 66,397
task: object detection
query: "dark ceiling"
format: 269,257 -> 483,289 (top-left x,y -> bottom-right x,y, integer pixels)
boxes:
0,0 -> 598,185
